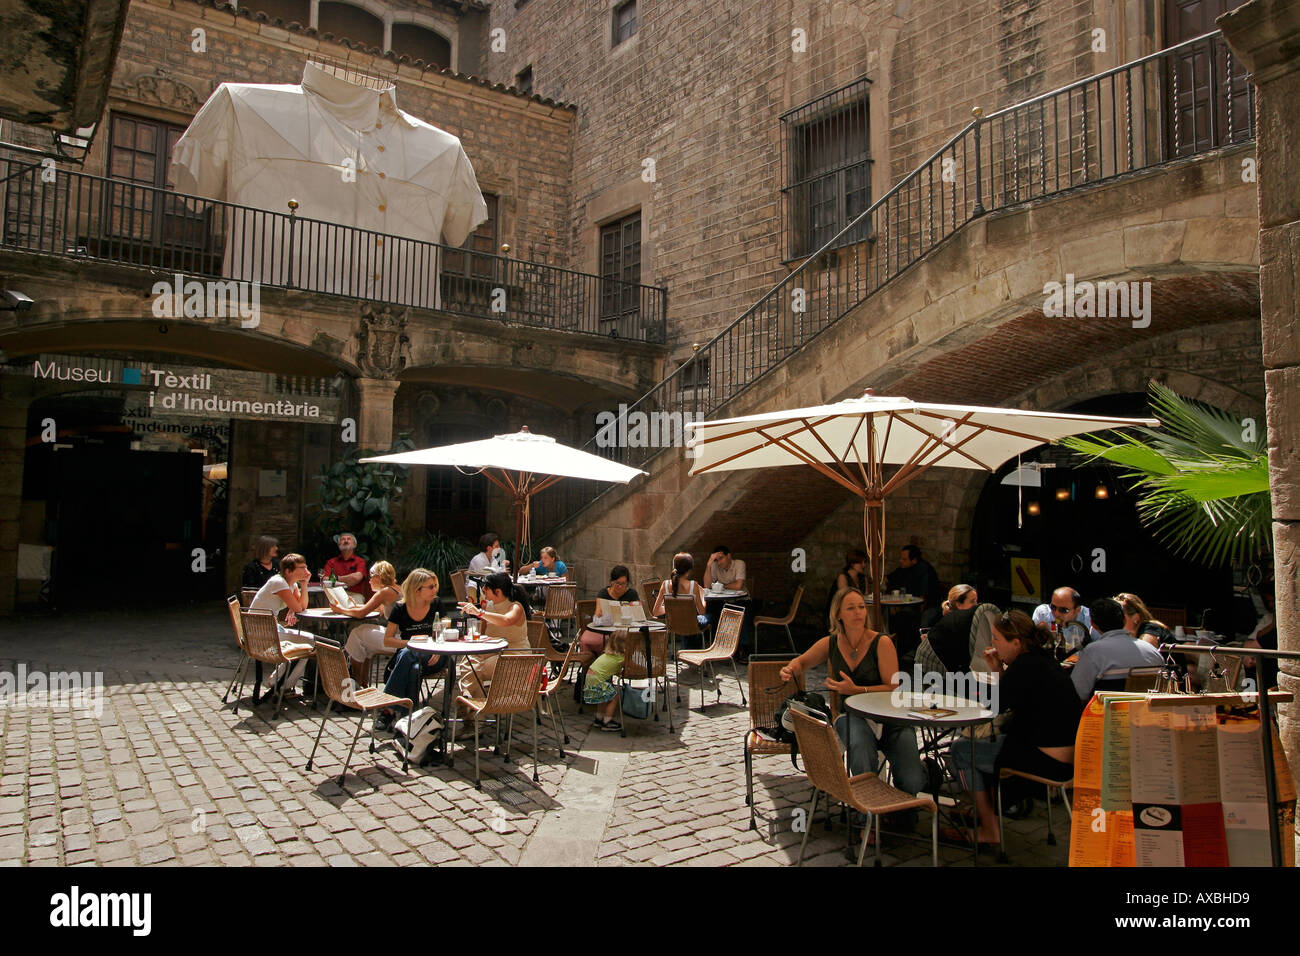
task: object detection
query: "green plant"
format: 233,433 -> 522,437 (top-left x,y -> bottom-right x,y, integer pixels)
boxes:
1059,384 -> 1271,567
309,435 -> 415,563
402,532 -> 474,591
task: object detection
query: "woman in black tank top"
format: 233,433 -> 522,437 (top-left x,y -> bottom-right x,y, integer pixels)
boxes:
780,588 -> 928,798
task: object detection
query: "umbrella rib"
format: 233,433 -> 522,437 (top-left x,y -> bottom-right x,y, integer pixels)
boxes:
909,410 -> 1079,447
691,415 -> 838,475
752,426 -> 867,497
800,417 -> 859,484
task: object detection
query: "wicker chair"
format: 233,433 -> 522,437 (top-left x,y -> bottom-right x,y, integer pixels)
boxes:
305,638 -> 414,784
640,578 -> 663,610
754,586 -> 803,655
222,595 -> 251,706
678,605 -> 747,712
790,707 -> 938,866
576,599 -> 596,635
663,594 -> 707,685
744,656 -> 801,830
617,628 -> 674,735
239,587 -> 259,608
541,583 -> 578,644
538,640 -> 583,754
452,651 -> 547,789
238,609 -> 316,718
997,767 -> 1073,859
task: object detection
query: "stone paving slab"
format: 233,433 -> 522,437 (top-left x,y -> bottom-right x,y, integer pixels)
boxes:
0,607 -> 1069,867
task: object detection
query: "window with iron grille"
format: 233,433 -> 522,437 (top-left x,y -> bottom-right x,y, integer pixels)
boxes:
443,193 -> 499,279
678,355 -> 710,392
780,77 -> 873,260
599,212 -> 641,331
613,0 -> 637,46
105,114 -> 210,257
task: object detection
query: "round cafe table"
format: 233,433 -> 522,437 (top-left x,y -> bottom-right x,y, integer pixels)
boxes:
405,635 -> 508,766
843,690 -> 994,864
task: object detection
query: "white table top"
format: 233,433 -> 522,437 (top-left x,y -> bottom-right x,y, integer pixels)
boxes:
406,636 -> 509,655
844,690 -> 993,727
587,620 -> 666,633
867,595 -> 923,606
703,589 -> 748,600
516,575 -> 569,585
298,607 -> 379,620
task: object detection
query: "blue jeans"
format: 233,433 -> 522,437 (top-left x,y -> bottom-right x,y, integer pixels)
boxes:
383,647 -> 445,711
834,712 -> 927,795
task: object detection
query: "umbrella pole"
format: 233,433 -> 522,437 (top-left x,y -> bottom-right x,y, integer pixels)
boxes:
865,499 -> 885,632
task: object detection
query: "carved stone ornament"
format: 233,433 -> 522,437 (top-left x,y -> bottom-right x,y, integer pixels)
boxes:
357,303 -> 411,378
122,70 -> 205,113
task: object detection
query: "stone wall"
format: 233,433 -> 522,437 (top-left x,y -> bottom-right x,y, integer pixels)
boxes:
479,0 -> 1116,366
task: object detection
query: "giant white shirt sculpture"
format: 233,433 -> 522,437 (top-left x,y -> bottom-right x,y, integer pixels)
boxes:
171,61 -> 488,308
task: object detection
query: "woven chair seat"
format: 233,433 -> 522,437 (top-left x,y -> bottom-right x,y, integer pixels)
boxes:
753,613 -> 785,625
458,693 -> 489,714
678,647 -> 728,667
847,772 -> 937,816
280,641 -> 315,659
352,687 -> 409,711
998,767 -> 1073,787
746,731 -> 792,756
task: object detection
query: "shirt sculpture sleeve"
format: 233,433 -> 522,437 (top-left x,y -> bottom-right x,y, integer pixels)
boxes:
439,145 -> 488,247
170,85 -> 234,200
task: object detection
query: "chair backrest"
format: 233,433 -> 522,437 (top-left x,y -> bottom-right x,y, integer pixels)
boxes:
663,596 -> 701,636
1123,666 -> 1163,692
239,587 -> 258,608
747,657 -> 801,731
710,606 -> 745,656
576,599 -> 596,633
542,583 -> 577,619
240,609 -> 285,664
781,586 -> 804,623
480,652 -> 545,715
1147,605 -> 1187,627
622,629 -> 669,680
227,595 -> 246,650
526,618 -> 549,650
451,570 -> 469,604
313,638 -> 355,705
640,579 -> 663,608
790,707 -> 855,806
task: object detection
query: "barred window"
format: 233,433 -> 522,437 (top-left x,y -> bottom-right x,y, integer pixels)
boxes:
780,77 -> 872,260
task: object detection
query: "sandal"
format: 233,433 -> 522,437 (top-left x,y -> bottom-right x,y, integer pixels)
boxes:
939,825 -> 999,847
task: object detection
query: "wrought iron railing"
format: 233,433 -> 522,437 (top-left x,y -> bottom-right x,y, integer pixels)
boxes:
0,160 -> 667,343
531,29 -> 1256,537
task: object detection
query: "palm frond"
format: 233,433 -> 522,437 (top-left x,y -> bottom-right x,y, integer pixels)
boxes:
1056,384 -> 1272,567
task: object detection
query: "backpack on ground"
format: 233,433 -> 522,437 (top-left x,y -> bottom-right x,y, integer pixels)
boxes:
393,707 -> 443,766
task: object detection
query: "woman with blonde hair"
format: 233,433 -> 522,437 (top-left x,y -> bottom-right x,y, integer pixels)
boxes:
942,584 -> 978,615
375,568 -> 445,729
338,561 -> 403,684
1114,592 -> 1154,634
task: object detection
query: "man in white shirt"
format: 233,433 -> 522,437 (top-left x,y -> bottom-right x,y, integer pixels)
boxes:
1032,586 -> 1099,643
703,545 -> 746,591
467,532 -> 507,598
1070,598 -> 1164,700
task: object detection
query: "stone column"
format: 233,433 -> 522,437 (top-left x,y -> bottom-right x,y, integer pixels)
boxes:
1221,0 -> 1300,793
355,377 -> 399,451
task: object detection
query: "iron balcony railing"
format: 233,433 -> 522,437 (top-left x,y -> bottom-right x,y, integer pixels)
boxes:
0,160 -> 667,344
530,28 -> 1256,537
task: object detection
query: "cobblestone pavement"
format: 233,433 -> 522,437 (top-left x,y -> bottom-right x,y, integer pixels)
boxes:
0,607 -> 1069,867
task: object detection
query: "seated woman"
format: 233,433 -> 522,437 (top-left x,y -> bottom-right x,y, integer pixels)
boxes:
375,569 -> 446,729
241,535 -> 279,590
521,546 -> 567,578
457,572 -> 531,697
579,565 -> 641,655
337,561 -> 403,685
249,552 -> 315,694
780,588 -> 927,802
651,552 -> 709,647
917,584 -> 981,674
947,609 -> 1082,845
826,548 -> 869,617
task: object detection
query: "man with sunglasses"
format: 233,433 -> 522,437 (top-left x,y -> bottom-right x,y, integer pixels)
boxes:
1031,586 -> 1099,645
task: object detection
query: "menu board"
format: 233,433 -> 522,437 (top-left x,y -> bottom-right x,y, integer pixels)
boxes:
1070,692 -> 1295,867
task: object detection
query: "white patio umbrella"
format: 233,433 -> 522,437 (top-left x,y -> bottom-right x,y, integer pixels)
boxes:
685,390 -> 1157,623
362,427 -> 646,581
